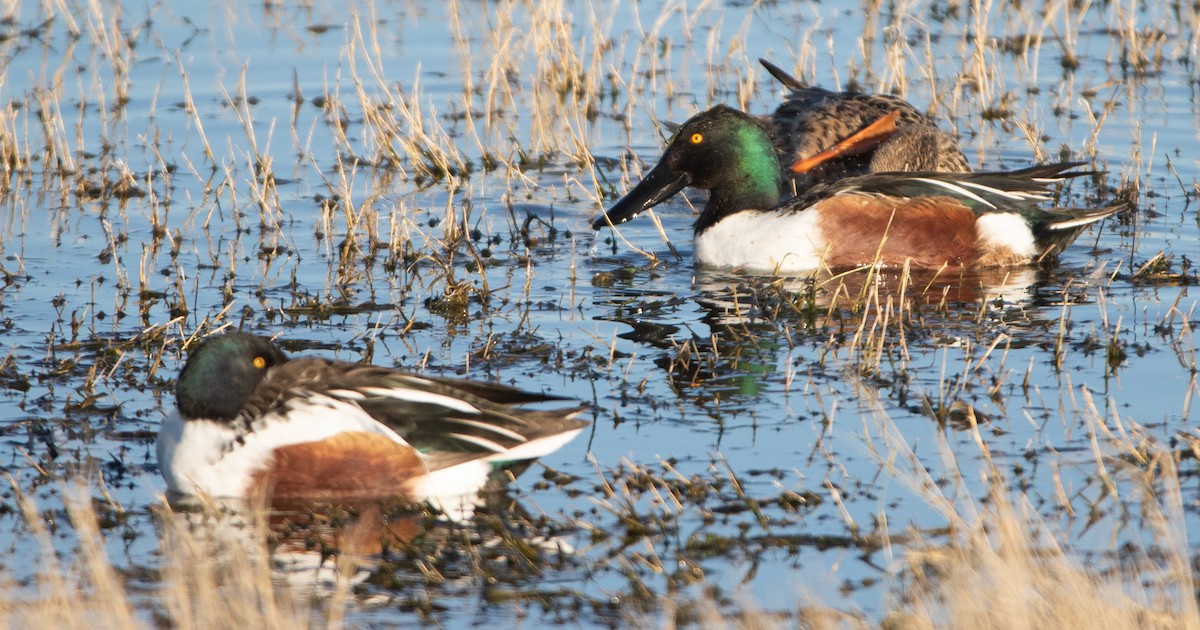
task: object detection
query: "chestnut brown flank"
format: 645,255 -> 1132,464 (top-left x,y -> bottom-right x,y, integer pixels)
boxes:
250,432 -> 426,501
816,196 -> 980,268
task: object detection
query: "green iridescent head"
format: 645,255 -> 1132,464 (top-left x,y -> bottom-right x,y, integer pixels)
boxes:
175,333 -> 288,421
594,105 -> 783,231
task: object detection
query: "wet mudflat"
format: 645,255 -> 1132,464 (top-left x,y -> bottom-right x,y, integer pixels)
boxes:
1,0 -> 1199,627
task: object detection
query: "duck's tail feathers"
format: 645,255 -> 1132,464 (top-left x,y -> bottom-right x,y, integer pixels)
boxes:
406,405 -> 589,521
1044,202 -> 1129,231
998,161 -> 1099,183
760,58 -> 806,91
1035,202 -> 1131,262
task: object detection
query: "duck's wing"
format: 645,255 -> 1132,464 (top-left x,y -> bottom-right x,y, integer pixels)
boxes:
806,162 -> 1097,211
259,359 -> 588,461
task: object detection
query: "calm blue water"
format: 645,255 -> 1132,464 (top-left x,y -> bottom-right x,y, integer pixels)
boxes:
1,0 -> 1197,625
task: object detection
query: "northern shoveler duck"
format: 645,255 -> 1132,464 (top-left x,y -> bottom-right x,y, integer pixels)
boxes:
758,58 -> 971,186
592,106 -> 1124,274
157,333 -> 587,518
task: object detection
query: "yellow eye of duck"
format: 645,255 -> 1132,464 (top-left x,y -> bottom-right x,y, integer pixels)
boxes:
690,133 -> 703,144
252,356 -> 268,369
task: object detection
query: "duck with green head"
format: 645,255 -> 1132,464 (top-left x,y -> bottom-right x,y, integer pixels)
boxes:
592,105 -> 1124,274
158,332 -> 588,519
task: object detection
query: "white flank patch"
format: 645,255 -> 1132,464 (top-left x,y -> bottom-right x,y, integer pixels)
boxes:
693,210 -> 825,273
974,213 -> 1038,259
403,426 -> 586,522
157,394 -> 411,499
403,460 -> 491,521
409,428 -> 585,496
357,386 -> 481,415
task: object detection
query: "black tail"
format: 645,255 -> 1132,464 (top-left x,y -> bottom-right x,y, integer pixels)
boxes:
760,58 -> 805,91
1034,202 -> 1130,262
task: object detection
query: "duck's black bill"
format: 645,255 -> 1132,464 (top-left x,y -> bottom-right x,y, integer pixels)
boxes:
592,160 -> 691,230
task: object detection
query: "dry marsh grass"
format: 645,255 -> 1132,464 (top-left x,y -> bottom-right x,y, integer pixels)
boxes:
641,398 -> 1200,630
1,484 -> 319,629
872,403 -> 1200,630
5,396 -> 1195,630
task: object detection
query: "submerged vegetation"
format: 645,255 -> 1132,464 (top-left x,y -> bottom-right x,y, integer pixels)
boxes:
0,0 -> 1199,627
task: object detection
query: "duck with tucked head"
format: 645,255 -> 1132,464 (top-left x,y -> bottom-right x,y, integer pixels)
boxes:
592,106 -> 1124,274
758,58 -> 971,186
157,332 -> 587,518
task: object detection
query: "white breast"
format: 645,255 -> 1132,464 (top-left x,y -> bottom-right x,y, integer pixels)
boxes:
156,395 -> 410,499
692,210 -> 827,273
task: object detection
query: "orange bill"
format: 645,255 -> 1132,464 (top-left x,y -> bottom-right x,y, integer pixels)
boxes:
790,110 -> 902,174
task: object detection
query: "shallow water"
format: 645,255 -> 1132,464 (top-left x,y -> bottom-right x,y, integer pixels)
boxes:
1,0 -> 1198,625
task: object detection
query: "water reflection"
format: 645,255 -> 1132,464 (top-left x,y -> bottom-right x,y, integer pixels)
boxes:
162,481 -> 579,607
587,260 -> 1118,421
